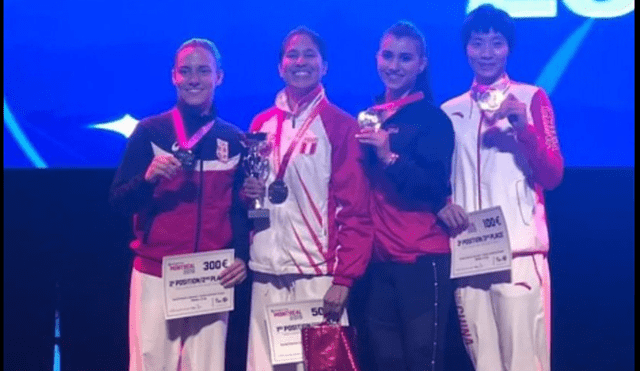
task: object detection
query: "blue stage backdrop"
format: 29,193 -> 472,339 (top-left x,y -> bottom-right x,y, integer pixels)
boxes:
3,0 -> 634,168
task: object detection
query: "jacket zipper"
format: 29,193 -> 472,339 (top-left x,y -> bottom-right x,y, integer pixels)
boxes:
477,110 -> 485,210
194,158 -> 204,252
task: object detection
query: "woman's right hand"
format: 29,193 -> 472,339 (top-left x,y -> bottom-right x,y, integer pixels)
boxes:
242,176 -> 266,200
437,204 -> 470,237
144,155 -> 181,183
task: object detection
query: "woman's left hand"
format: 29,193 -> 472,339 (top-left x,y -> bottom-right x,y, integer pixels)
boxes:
219,259 -> 247,288
356,127 -> 392,162
323,284 -> 350,323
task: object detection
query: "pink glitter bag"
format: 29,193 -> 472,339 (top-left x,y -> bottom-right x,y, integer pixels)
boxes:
301,322 -> 360,371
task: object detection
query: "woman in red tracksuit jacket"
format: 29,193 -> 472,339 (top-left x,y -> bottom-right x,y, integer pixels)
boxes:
356,21 -> 455,371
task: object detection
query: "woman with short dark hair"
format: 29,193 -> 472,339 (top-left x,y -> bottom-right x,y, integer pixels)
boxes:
440,4 -> 564,371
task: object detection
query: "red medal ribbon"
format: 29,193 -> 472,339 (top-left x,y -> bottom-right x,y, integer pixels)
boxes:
171,108 -> 215,150
369,91 -> 424,111
273,95 -> 327,180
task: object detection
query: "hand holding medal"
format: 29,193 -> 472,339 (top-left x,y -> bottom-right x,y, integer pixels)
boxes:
357,109 -> 383,132
170,108 -> 215,170
473,75 -> 515,125
357,91 -> 424,132
144,155 -> 182,183
356,105 -> 390,164
356,91 -> 424,164
493,93 -> 528,132
174,148 -> 196,168
355,126 -> 392,163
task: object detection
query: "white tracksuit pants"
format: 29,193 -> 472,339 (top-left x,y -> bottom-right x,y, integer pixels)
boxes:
455,254 -> 551,371
129,268 -> 229,371
246,273 -> 348,371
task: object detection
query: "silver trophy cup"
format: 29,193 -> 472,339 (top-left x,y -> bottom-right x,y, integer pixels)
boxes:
242,132 -> 271,220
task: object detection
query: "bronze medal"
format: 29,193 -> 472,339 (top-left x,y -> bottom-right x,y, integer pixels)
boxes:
268,179 -> 288,204
175,149 -> 195,168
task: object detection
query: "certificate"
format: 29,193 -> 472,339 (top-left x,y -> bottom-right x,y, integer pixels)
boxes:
265,299 -> 325,365
162,249 -> 234,320
450,206 -> 512,279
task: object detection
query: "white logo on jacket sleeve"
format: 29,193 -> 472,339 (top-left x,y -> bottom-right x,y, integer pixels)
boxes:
171,142 -> 180,153
541,106 -> 560,152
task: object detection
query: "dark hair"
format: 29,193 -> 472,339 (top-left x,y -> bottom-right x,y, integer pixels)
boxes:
175,38 -> 222,69
461,4 -> 515,51
279,26 -> 327,62
381,20 -> 434,103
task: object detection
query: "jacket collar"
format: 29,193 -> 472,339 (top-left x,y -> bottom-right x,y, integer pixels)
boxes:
176,100 -> 217,135
275,84 -> 325,116
470,73 -> 511,102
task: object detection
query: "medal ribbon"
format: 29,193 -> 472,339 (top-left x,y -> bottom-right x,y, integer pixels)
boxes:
470,73 -> 511,109
273,95 -> 328,180
171,108 -> 215,150
369,91 -> 424,111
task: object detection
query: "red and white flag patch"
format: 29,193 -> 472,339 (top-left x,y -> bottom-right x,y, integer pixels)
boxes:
299,137 -> 318,155
217,138 -> 229,162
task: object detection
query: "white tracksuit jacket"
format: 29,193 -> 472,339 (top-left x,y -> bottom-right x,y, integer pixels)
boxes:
247,85 -> 373,287
441,77 -> 563,255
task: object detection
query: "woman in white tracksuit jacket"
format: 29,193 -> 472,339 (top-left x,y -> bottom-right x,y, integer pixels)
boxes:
241,26 -> 373,371
438,5 -> 564,371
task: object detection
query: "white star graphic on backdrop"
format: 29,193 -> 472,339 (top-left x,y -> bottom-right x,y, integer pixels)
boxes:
89,114 -> 139,138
